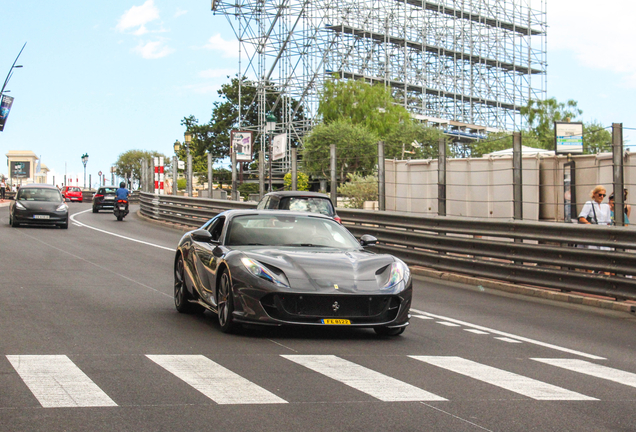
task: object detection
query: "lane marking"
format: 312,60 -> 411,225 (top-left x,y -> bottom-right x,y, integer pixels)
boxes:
495,337 -> 523,344
70,209 -> 175,251
437,321 -> 461,327
282,354 -> 446,402
410,356 -> 596,401
7,355 -> 117,408
412,315 -> 434,320
146,355 -> 287,405
464,329 -> 489,335
411,308 -> 605,360
532,358 -> 636,389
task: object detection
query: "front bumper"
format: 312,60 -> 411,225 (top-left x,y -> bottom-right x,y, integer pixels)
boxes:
13,210 -> 68,225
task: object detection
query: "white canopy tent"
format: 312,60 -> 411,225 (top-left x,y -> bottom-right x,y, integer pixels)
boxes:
484,145 -> 554,157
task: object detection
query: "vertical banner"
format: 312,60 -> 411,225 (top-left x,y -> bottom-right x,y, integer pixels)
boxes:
154,157 -> 159,194
0,95 -> 15,132
159,157 -> 165,195
230,131 -> 254,162
272,133 -> 287,161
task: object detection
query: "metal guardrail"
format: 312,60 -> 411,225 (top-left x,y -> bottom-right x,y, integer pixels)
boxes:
139,192 -> 636,301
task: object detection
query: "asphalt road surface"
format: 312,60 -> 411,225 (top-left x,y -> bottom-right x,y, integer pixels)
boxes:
1,203 -> 636,432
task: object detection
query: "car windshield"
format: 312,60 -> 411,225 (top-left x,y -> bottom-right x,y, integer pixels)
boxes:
227,214 -> 359,248
280,197 -> 334,216
101,188 -> 117,194
18,188 -> 63,202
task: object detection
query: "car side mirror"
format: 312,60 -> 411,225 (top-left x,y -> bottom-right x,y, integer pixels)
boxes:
360,234 -> 377,247
192,229 -> 214,242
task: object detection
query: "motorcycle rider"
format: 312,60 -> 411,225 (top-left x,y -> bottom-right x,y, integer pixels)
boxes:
116,181 -> 129,201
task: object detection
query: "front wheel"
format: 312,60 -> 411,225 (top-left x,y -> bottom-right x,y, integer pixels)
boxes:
217,268 -> 237,333
374,326 -> 405,337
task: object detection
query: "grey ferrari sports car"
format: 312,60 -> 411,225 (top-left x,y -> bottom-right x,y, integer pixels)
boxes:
173,210 -> 412,336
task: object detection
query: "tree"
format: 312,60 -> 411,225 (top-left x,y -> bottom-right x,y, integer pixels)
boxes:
301,120 -> 378,180
521,98 -> 582,150
283,171 -> 309,191
337,173 -> 378,209
114,149 -> 168,187
583,120 -> 612,154
382,122 -> 446,159
318,77 -> 411,138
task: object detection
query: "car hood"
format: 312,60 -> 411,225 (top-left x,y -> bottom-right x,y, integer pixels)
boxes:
241,247 -> 396,293
17,201 -> 63,211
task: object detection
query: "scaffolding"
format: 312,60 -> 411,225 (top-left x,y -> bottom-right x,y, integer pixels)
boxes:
211,0 -> 547,167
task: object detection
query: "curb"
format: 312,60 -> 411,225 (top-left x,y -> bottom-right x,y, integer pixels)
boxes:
411,267 -> 636,315
135,210 -> 193,233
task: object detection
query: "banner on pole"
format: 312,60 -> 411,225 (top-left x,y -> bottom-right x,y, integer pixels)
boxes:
555,122 -> 583,155
0,95 -> 15,132
272,133 -> 287,161
230,131 -> 253,162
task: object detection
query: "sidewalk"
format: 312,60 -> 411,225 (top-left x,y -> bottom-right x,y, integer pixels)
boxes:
0,199 -> 10,208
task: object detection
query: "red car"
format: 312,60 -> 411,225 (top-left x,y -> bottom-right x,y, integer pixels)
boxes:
61,186 -> 83,202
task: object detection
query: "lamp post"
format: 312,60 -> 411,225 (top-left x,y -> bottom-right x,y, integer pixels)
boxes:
173,140 -> 181,196
265,113 -> 277,192
184,131 -> 193,197
0,43 -> 26,100
81,153 -> 89,189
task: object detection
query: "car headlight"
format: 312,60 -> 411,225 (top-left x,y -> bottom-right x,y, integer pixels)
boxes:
241,257 -> 289,287
382,261 -> 410,289
15,201 -> 26,210
56,203 -> 68,212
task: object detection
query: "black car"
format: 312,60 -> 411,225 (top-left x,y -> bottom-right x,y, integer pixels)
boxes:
256,191 -> 340,223
9,184 -> 69,229
92,186 -> 118,212
173,210 -> 411,336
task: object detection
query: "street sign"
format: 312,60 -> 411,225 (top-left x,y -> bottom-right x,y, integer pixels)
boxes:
98,171 -> 102,176
555,122 -> 583,154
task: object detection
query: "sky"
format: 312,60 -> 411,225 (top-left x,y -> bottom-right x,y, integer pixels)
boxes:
1,0 -> 635,187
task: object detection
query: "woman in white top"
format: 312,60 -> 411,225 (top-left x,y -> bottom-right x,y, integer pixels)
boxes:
578,185 -> 611,225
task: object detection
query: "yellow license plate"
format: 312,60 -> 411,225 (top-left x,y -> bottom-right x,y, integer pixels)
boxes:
322,319 -> 351,325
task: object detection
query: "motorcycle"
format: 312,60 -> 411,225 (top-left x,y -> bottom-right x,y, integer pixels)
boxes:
114,199 -> 129,221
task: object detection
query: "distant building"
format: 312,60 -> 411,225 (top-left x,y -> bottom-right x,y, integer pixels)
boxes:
4,150 -> 49,185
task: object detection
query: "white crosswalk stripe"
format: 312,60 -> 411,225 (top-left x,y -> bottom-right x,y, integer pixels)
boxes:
6,355 -> 117,408
282,354 -> 446,401
532,358 -> 636,388
409,356 -> 597,401
146,354 -> 287,405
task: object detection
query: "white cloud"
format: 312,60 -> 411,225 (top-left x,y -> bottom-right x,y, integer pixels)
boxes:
549,0 -> 636,86
116,0 -> 160,35
198,69 -> 235,79
133,40 -> 175,59
203,34 -> 240,58
175,8 -> 187,18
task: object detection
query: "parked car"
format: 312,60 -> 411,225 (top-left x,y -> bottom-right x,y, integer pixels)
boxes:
92,186 -> 118,212
9,184 -> 69,229
256,191 -> 340,223
61,186 -> 83,202
173,210 -> 410,336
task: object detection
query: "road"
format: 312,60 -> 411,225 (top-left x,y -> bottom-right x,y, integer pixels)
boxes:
1,203 -> 635,432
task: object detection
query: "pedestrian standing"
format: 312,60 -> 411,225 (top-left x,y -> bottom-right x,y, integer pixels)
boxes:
0,178 -> 6,201
578,185 -> 611,225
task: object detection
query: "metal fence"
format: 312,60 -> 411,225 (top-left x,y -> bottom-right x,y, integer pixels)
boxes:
139,192 -> 636,302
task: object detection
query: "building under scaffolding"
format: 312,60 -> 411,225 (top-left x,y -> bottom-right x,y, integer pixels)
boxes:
211,0 -> 546,169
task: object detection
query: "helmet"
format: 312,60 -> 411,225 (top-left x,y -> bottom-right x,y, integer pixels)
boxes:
120,182 -> 126,188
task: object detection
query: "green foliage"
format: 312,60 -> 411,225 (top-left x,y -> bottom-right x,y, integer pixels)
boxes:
213,167 -> 232,188
283,172 -> 310,191
583,120 -> 612,154
302,120 -> 378,180
114,149 -> 168,186
177,178 -> 186,190
337,173 -> 378,209
383,122 -> 446,159
318,77 -> 411,138
521,98 -> 582,150
238,182 -> 259,199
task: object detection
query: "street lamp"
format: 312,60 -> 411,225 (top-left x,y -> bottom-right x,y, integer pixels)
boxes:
81,153 -> 89,189
265,113 -> 277,192
184,131 -> 193,197
173,140 -> 181,196
0,43 -> 26,100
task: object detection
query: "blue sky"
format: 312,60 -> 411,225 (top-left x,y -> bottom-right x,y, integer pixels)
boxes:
1,0 -> 635,187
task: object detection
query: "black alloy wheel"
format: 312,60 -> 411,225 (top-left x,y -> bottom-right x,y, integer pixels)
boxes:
92,206 -> 98,213
217,268 -> 236,333
374,326 -> 405,337
174,255 -> 202,314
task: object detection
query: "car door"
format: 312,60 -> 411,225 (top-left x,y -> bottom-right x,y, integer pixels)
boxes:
192,216 -> 226,307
